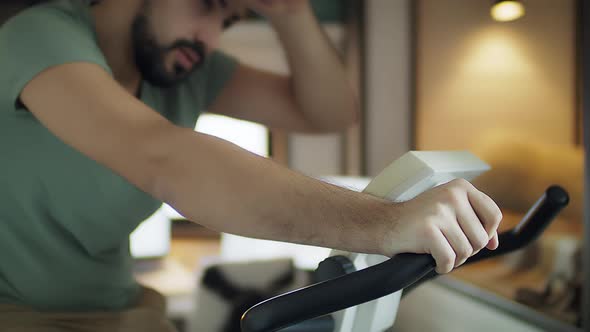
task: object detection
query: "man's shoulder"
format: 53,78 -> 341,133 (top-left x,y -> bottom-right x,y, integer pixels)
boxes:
0,0 -> 109,112
1,0 -> 92,35
0,0 -> 99,55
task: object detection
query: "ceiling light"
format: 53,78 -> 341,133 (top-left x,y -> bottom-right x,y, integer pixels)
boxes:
491,0 -> 525,22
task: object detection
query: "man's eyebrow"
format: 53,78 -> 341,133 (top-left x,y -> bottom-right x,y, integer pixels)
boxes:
202,0 -> 214,12
219,0 -> 228,9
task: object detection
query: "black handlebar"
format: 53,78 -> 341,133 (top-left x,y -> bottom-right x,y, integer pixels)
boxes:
403,185 -> 570,295
240,186 -> 569,332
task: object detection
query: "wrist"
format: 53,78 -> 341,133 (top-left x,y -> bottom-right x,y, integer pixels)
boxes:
356,196 -> 401,257
267,3 -> 316,33
373,200 -> 404,257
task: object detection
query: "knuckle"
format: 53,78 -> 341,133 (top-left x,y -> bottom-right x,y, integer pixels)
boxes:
450,178 -> 471,189
433,202 -> 448,216
440,186 -> 465,206
441,186 -> 457,198
422,222 -> 439,240
442,251 -> 456,268
459,246 -> 473,260
472,239 -> 486,251
454,252 -> 467,265
480,193 -> 503,226
446,190 -> 462,205
435,250 -> 455,274
474,234 -> 489,250
494,209 -> 503,225
438,267 -> 452,274
443,262 -> 454,274
481,210 -> 502,235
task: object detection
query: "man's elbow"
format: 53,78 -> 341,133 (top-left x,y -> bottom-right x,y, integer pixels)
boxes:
336,103 -> 361,131
311,100 -> 361,133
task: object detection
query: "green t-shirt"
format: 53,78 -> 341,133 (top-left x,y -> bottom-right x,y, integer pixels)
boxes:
0,0 -> 237,311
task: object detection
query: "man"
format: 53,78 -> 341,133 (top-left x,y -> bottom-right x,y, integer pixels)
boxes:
0,0 -> 502,330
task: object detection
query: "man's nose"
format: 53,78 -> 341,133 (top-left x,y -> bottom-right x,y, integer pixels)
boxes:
193,18 -> 223,52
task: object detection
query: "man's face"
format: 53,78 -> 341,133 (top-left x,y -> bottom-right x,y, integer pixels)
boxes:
132,0 -> 243,88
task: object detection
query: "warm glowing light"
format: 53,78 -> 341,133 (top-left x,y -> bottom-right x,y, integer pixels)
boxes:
491,1 -> 525,22
461,30 -> 534,77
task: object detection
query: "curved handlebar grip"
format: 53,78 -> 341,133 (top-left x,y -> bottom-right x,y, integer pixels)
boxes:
402,185 -> 570,294
467,185 -> 569,261
241,254 -> 434,332
241,186 -> 569,332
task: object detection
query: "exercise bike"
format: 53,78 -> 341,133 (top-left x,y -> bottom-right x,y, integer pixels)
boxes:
239,151 -> 570,332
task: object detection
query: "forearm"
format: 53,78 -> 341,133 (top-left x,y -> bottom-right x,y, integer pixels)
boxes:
153,128 -> 391,255
270,6 -> 359,131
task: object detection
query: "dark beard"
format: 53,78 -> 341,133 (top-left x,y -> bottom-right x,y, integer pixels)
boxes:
131,13 -> 206,88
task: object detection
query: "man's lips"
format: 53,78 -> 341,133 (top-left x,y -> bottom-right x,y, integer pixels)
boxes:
176,47 -> 201,71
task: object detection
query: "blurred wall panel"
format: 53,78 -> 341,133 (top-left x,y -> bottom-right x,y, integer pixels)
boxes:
416,0 -> 576,150
364,0 -> 413,176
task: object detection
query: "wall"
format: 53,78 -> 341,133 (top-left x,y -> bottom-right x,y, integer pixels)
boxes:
364,0 -> 413,176
413,2 -> 583,328
416,0 -> 576,150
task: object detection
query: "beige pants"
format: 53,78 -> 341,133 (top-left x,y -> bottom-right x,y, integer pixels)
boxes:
0,287 -> 178,332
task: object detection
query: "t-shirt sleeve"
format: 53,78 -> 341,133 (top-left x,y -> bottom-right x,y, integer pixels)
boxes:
203,50 -> 239,109
0,5 -> 111,110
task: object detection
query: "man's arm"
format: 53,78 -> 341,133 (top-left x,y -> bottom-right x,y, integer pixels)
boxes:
20,63 -> 386,255
21,63 -> 501,273
209,0 -> 359,133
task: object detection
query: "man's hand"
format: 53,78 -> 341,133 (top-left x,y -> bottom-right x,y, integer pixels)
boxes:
382,179 -> 502,274
241,0 -> 312,21
212,0 -> 359,133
